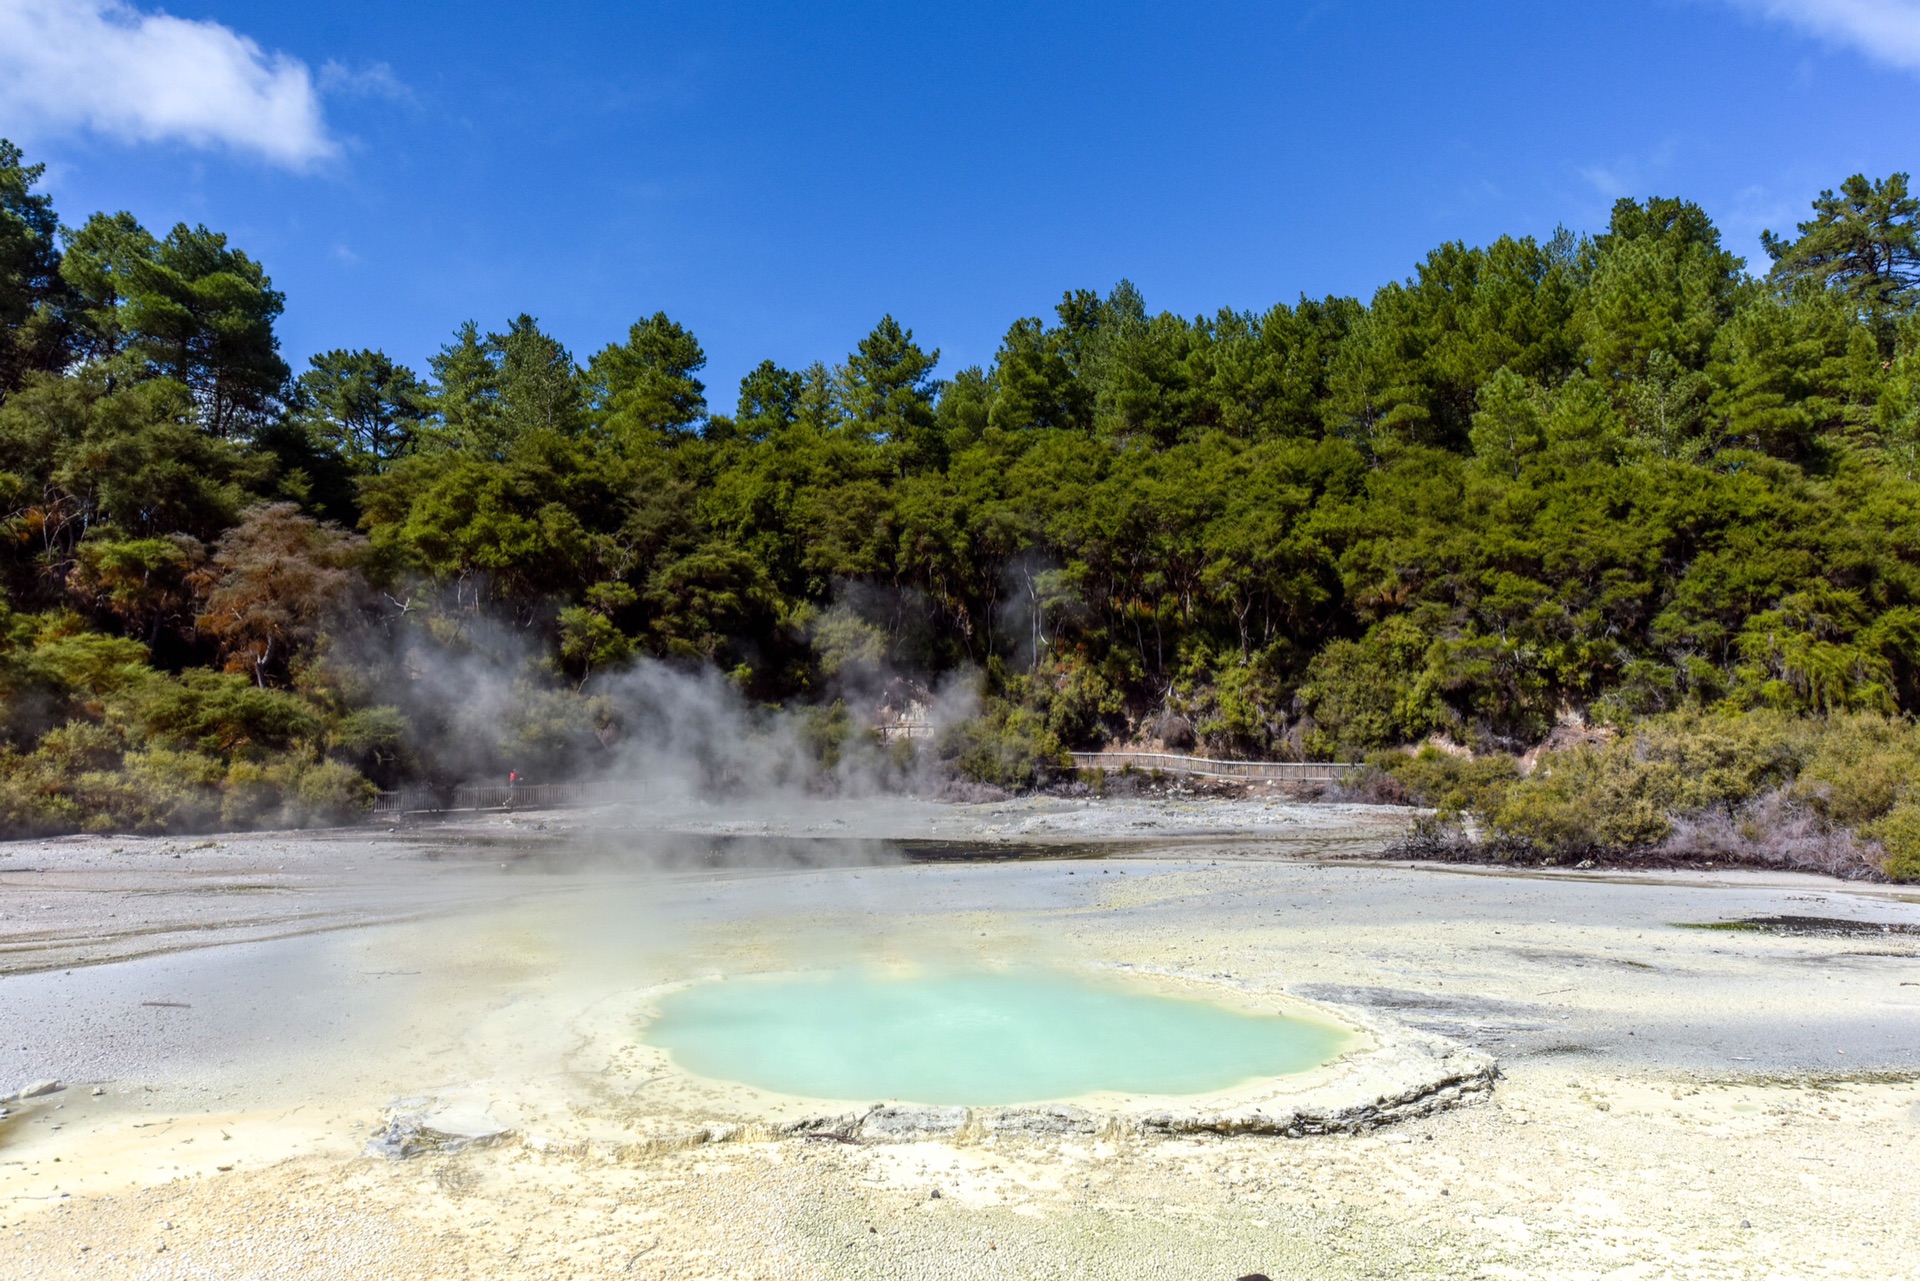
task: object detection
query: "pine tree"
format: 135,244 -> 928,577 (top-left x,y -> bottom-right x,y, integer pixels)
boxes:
427,321 -> 503,455
294,349 -> 431,472
1763,173 -> 1920,334
586,311 -> 707,445
0,139 -> 71,399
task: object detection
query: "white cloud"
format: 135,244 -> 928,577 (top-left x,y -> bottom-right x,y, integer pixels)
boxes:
1579,165 -> 1631,199
1726,0 -> 1920,71
0,0 -> 335,167
318,60 -> 412,104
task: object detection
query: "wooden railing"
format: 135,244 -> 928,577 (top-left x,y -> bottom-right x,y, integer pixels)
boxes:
370,780 -> 628,815
1069,751 -> 1360,782
373,753 -> 1360,814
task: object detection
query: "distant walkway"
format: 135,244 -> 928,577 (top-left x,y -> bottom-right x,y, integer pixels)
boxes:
1069,751 -> 1360,783
371,754 -> 1362,815
371,780 -> 627,816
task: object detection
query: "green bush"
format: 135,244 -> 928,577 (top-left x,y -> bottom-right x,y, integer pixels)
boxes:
122,749 -> 225,829
1488,747 -> 1673,855
136,670 -> 322,756
1623,711 -> 1804,813
1371,748 -> 1519,816
797,699 -> 856,771
0,617 -> 381,833
1791,714 -> 1920,828
219,759 -> 285,828
1197,647 -> 1293,754
0,741 -> 230,834
220,756 -> 376,829
1378,710 -> 1920,873
22,628 -> 154,702
37,720 -> 123,771
0,749 -> 80,835
329,705 -> 412,783
1038,659 -> 1126,748
939,699 -> 1068,789
289,758 -> 378,824
1869,803 -> 1920,882
1300,617 -> 1437,756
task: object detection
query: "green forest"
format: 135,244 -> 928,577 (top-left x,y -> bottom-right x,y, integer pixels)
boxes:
5,137 -> 1920,877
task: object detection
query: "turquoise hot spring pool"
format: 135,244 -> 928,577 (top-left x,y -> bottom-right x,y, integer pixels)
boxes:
641,968 -> 1354,1106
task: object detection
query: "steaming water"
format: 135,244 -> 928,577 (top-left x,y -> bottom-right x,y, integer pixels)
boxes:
643,968 -> 1352,1105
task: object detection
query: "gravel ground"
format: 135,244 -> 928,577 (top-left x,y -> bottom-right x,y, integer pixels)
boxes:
3,799 -> 1918,1279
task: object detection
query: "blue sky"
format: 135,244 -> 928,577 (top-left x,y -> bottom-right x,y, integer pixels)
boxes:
3,0 -> 1919,403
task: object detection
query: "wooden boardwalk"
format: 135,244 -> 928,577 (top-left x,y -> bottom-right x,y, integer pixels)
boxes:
370,780 -> 627,815
372,753 -> 1361,814
1069,751 -> 1359,782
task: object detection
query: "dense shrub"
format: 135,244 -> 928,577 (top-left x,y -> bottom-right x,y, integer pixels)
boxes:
0,737 -> 374,835
1368,748 -> 1519,816
1375,711 -> 1920,879
1868,803 -> 1920,881
1301,618 -> 1437,757
938,698 -> 1068,789
0,611 -> 379,833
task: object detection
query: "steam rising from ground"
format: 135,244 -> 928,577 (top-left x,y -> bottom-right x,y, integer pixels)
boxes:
591,658 -> 983,806
340,602 -> 986,818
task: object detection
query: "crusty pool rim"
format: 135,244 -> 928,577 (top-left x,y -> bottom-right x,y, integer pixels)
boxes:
593,975 -> 1499,1145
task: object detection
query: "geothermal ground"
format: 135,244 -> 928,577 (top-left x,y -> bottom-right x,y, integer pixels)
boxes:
2,794 -> 1918,1279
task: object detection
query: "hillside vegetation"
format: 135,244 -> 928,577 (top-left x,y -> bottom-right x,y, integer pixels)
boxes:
5,139 -> 1920,873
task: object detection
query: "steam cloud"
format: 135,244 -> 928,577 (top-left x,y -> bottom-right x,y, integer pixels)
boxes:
342,597 -> 988,828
